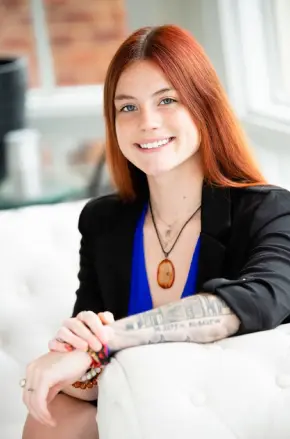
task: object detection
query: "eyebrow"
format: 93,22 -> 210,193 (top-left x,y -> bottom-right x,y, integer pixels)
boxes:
114,87 -> 174,101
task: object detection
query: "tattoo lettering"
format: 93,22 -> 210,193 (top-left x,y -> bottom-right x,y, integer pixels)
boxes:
109,294 -> 239,351
125,308 -> 164,331
124,294 -> 232,332
188,318 -> 221,327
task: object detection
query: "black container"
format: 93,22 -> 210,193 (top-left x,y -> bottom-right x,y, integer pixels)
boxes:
0,57 -> 27,181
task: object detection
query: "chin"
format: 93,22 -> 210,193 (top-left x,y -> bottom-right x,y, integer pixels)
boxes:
139,163 -> 176,177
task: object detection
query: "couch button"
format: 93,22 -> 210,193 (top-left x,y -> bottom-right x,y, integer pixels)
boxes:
190,391 -> 206,407
276,374 -> 290,389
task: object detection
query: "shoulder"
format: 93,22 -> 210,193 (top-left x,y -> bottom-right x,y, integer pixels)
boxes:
78,193 -> 142,235
231,184 -> 290,208
230,184 -> 290,232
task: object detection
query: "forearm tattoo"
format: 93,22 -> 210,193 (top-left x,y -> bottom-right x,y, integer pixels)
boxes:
109,294 -> 240,352
124,294 -> 231,330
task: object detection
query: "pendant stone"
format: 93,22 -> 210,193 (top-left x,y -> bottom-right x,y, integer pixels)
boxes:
157,258 -> 175,289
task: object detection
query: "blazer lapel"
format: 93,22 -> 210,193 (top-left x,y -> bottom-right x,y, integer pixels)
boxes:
196,183 -> 232,291
98,199 -> 144,319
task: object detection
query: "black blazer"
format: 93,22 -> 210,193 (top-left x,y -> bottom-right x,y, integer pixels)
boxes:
72,183 -> 290,336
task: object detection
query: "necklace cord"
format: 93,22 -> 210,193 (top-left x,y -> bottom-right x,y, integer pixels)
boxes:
149,200 -> 201,258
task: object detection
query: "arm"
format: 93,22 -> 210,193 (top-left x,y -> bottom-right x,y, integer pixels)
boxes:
63,201 -> 104,401
107,293 -> 240,352
72,200 -> 105,317
107,190 -> 290,350
202,190 -> 290,335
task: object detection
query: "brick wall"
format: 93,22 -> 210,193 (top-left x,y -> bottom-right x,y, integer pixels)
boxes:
0,0 -> 39,86
0,0 -> 127,88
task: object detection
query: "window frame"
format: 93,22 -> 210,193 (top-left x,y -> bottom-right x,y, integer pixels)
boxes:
27,0 -> 104,119
217,0 -> 290,150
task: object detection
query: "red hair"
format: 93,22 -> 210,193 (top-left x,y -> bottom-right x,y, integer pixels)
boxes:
104,25 -> 267,201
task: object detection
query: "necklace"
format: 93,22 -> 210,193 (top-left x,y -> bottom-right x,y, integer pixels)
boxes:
153,210 -> 180,239
149,200 -> 201,289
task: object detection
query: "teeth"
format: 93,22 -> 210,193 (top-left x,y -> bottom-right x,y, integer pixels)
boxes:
139,138 -> 171,149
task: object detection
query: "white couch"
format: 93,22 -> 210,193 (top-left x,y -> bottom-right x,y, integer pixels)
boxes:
1,200 -> 290,439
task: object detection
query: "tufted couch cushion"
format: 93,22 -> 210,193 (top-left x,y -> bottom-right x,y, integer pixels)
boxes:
97,328 -> 290,439
1,200 -> 290,439
0,200 -> 87,439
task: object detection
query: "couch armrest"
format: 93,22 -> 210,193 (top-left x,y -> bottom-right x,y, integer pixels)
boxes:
97,325 -> 290,439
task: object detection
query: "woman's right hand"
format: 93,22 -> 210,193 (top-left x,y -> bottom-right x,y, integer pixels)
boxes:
23,349 -> 92,427
48,311 -> 115,353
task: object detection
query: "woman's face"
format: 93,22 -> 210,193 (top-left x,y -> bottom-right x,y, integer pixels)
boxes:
114,60 -> 200,177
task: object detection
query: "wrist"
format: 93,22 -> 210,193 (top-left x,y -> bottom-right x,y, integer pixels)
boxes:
77,350 -> 92,368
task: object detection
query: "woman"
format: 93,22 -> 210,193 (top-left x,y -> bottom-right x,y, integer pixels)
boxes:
22,24 -> 290,439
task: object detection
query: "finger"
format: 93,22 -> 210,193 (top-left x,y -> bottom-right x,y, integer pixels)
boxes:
23,385 -> 39,425
47,384 -> 62,405
29,373 -> 55,427
23,379 -> 52,427
22,367 -> 40,422
63,319 -> 102,352
56,326 -> 89,351
77,311 -> 108,345
99,311 -> 115,325
48,338 -> 74,353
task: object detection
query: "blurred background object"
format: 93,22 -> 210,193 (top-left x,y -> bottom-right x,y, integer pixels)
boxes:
0,0 -> 289,209
0,57 -> 27,182
0,0 -> 125,208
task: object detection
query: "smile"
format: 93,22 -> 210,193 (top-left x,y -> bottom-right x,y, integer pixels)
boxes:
136,137 -> 175,150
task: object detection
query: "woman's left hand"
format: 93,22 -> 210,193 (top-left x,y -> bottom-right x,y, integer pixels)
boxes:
48,311 -> 114,353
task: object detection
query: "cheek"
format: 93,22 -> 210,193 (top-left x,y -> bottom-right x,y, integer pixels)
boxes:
115,119 -> 126,148
182,115 -> 200,146
115,116 -> 132,142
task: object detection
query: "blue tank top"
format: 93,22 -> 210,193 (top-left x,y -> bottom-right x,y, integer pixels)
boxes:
128,204 -> 201,316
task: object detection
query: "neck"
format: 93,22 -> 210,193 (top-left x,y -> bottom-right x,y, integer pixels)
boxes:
147,153 -> 204,224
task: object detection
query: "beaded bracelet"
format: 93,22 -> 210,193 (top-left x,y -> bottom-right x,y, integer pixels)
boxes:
87,344 -> 110,367
72,366 -> 103,389
72,344 -> 110,390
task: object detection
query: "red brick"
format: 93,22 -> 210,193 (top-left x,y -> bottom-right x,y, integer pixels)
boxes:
0,0 -> 126,87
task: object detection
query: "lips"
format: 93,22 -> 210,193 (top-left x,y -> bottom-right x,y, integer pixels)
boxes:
135,137 -> 175,150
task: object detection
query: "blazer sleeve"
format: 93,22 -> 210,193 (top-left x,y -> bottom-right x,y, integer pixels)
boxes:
71,200 -> 105,317
203,189 -> 290,335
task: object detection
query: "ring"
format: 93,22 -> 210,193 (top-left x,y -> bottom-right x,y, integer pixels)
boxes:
19,378 -> 26,388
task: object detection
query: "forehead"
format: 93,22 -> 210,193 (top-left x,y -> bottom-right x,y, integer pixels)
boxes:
115,60 -> 172,95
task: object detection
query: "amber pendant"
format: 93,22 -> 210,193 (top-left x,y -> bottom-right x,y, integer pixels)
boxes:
157,258 -> 175,289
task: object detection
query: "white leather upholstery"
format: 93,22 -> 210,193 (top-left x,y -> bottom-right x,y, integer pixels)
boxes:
97,330 -> 290,439
0,200 -> 290,439
0,200 -> 87,439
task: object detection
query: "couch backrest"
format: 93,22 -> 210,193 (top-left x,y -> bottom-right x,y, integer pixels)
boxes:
0,200 -> 87,438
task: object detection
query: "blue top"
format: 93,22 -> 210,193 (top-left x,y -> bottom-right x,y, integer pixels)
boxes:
128,205 -> 201,316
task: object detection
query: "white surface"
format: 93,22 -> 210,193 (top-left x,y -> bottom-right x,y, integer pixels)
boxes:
0,200 -> 290,439
98,331 -> 290,439
0,200 -> 86,439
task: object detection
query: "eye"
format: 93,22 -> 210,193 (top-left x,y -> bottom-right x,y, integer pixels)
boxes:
120,104 -> 136,112
160,98 -> 177,105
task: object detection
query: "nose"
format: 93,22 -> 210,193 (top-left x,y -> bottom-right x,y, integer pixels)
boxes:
138,107 -> 161,132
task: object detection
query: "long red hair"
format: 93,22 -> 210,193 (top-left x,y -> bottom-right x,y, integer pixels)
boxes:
104,25 -> 267,201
